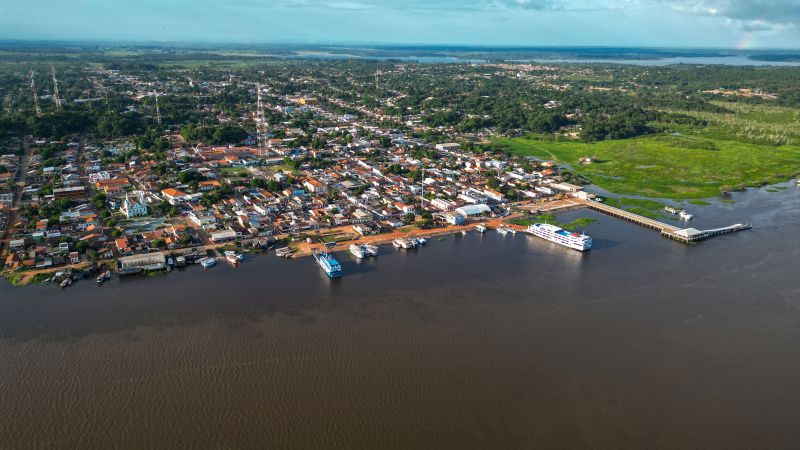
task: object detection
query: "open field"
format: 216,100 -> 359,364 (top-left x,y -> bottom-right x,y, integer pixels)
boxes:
504,134 -> 800,199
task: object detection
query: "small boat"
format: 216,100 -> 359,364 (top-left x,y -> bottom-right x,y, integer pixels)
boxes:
364,244 -> 379,256
200,257 -> 217,268
96,270 -> 111,283
393,238 -> 416,249
664,206 -> 680,215
497,227 -> 509,236
167,257 -> 175,267
417,238 -> 427,245
679,211 -> 693,220
461,230 -> 467,236
476,224 -> 487,234
224,250 -> 243,264
349,243 -> 366,259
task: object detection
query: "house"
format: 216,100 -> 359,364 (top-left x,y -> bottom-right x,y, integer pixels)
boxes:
121,192 -> 148,218
161,188 -> 189,205
303,177 -> 327,194
430,198 -> 457,211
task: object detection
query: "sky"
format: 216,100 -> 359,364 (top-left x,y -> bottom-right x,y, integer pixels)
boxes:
1,0 -> 799,49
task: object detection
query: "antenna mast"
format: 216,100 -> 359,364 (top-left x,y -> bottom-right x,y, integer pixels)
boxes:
256,83 -> 268,156
51,66 -> 62,110
155,92 -> 162,126
29,70 -> 41,116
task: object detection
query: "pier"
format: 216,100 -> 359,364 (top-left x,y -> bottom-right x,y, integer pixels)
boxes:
578,199 -> 751,244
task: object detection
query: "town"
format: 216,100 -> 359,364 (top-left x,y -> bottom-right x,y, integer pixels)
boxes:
0,62 -> 602,285
0,52 -> 785,284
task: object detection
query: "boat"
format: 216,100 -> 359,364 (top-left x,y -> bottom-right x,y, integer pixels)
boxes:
664,206 -> 680,215
476,224 -> 487,234
364,244 -> 379,256
525,223 -> 592,251
314,251 -> 342,278
417,238 -> 427,245
393,238 -> 415,249
497,227 -> 509,236
60,278 -> 71,288
200,257 -> 217,268
224,250 -> 243,264
96,270 -> 111,284
507,228 -> 517,235
349,243 -> 366,259
461,230 -> 467,236
679,211 -> 693,221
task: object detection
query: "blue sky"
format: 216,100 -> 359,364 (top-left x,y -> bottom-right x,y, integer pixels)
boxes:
1,0 -> 799,49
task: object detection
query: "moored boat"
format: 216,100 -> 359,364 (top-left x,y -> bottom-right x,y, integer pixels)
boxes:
96,270 -> 111,284
349,244 -> 366,259
224,250 -> 243,264
200,257 -> 217,268
364,244 -> 379,256
526,223 -> 592,251
679,211 -> 693,220
476,224 -> 487,234
314,251 -> 342,278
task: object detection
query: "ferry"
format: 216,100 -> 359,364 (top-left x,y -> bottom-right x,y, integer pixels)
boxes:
679,211 -> 693,221
476,224 -> 487,234
363,244 -> 379,256
200,257 -> 217,268
526,223 -> 592,251
349,243 -> 366,259
314,251 -> 342,278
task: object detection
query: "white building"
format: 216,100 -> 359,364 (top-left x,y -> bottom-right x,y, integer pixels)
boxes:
121,192 -> 148,218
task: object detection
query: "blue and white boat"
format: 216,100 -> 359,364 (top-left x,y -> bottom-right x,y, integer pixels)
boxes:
200,257 -> 218,268
526,223 -> 592,251
314,251 -> 342,278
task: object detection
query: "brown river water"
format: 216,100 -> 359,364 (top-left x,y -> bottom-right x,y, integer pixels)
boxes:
1,182 -> 799,449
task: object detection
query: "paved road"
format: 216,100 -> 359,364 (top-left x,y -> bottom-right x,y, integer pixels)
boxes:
1,137 -> 31,256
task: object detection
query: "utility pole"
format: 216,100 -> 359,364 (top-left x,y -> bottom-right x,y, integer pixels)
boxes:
3,94 -> 11,114
29,70 -> 41,116
51,66 -> 62,110
419,166 -> 425,212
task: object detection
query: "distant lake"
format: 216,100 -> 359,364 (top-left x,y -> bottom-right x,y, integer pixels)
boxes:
513,55 -> 800,66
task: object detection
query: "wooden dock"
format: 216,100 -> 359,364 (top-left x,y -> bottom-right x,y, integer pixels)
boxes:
577,199 -> 751,244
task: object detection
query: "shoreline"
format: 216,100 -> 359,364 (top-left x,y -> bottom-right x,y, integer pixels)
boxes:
2,199 -> 586,286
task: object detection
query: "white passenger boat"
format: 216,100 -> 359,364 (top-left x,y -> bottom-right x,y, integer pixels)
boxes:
364,244 -> 379,256
526,223 -> 592,251
476,224 -> 487,234
679,211 -> 693,221
349,244 -> 366,259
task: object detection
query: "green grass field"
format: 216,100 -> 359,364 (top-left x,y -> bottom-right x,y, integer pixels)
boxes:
504,134 -> 800,199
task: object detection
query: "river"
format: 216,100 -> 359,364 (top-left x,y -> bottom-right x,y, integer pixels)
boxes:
1,183 -> 799,448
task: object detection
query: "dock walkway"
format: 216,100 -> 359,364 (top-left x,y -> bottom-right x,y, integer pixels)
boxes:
577,199 -> 751,244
